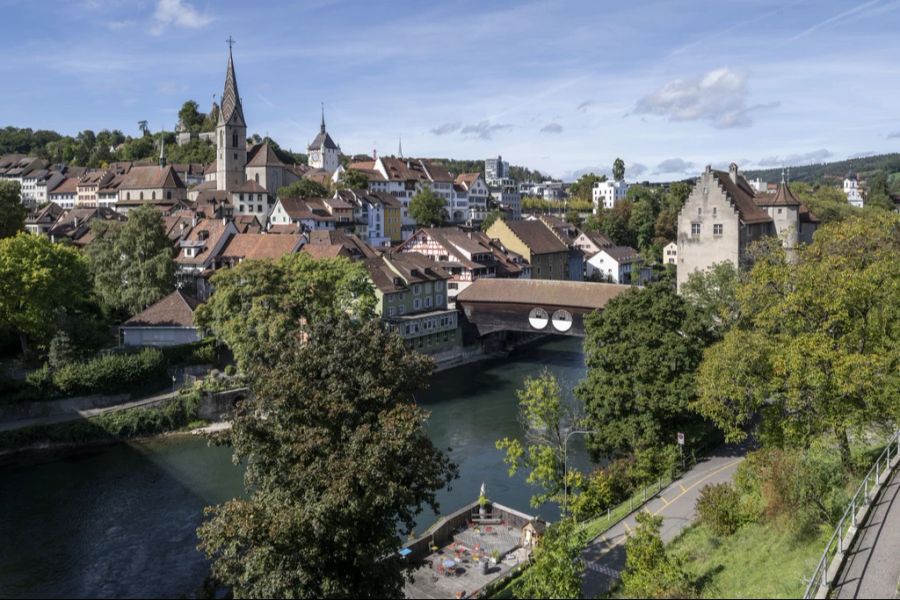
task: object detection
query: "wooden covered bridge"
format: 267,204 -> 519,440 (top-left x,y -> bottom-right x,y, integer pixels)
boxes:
456,279 -> 632,337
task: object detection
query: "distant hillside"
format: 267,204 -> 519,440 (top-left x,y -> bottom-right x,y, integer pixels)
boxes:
743,153 -> 900,184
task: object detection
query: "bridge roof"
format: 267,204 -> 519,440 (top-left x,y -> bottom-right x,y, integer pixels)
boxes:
456,279 -> 632,310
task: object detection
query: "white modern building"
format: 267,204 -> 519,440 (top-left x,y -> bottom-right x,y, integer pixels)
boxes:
592,180 -> 630,212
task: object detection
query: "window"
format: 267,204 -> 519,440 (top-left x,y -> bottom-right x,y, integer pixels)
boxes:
414,298 -> 421,310
697,207 -> 702,216
398,305 -> 405,315
713,223 -> 723,236
413,284 -> 421,295
388,307 -> 395,317
425,297 -> 432,308
691,223 -> 701,237
436,293 -> 443,305
232,133 -> 238,147
388,294 -> 394,304
713,207 -> 717,217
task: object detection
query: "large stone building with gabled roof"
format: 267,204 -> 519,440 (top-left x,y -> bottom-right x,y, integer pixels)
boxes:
676,163 -> 819,291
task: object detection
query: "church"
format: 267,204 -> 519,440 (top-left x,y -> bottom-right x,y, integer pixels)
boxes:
197,42 -> 341,219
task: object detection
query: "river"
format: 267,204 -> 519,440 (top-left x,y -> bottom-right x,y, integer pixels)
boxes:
0,336 -> 590,598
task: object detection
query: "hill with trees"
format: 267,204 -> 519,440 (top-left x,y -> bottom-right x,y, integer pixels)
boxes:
743,152 -> 900,185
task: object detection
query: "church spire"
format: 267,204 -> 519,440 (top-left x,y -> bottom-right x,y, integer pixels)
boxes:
158,131 -> 166,167
219,36 -> 245,127
320,102 -> 326,134
398,135 -> 403,158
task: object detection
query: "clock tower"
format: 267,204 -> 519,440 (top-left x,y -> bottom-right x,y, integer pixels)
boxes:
307,103 -> 340,172
216,38 -> 247,191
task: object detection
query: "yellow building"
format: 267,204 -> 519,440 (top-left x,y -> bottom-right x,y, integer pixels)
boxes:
486,218 -> 569,280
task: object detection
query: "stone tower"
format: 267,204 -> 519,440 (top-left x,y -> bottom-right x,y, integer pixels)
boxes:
216,40 -> 247,191
307,103 -> 341,172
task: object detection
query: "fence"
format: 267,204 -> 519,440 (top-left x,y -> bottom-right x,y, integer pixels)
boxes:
802,430 -> 900,599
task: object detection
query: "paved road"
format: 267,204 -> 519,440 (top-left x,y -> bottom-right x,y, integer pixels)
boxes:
581,444 -> 746,598
832,462 -> 900,599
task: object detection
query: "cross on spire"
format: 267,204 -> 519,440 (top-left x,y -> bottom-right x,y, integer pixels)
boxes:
226,35 -> 236,51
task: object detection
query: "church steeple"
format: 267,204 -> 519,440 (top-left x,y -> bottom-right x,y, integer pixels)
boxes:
219,37 -> 245,128
398,135 -> 403,158
320,102 -> 326,134
158,132 -> 166,167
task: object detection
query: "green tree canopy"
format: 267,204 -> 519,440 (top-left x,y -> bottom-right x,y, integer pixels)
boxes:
680,261 -> 742,340
336,168 -> 370,190
0,181 -> 26,238
0,233 -> 94,353
516,519 -> 586,599
85,204 -> 175,316
577,284 -> 710,459
197,316 -> 458,598
568,172 -> 605,202
409,185 -> 447,227
278,178 -> 328,199
613,158 -> 625,182
496,370 -> 582,509
178,100 -> 204,132
621,512 -> 694,598
195,253 -> 376,370
693,214 -> 900,464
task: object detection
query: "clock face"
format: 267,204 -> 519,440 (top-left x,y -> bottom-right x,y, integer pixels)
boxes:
311,151 -> 320,161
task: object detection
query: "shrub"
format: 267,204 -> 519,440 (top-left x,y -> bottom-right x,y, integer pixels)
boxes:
25,363 -> 54,394
160,339 -> 216,366
572,469 -> 614,520
52,348 -> 167,396
224,365 -> 236,376
696,482 -> 742,536
622,511 -> 695,598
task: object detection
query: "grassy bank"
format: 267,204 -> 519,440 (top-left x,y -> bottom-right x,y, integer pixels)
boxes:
668,521 -> 830,598
0,390 -> 205,453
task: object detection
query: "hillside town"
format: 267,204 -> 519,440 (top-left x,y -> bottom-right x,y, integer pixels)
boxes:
1,13 -> 899,600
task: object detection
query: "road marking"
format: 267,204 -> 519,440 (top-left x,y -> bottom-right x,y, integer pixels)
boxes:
660,495 -> 670,506
590,458 -> 742,554
600,535 -> 608,544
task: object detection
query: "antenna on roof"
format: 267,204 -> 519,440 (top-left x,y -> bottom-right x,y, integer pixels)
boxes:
398,135 -> 403,159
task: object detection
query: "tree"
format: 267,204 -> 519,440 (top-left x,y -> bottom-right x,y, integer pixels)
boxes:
680,261 -> 742,340
85,205 -> 175,316
613,158 -> 625,182
694,214 -> 900,465
195,253 -> 376,370
0,233 -> 93,354
137,120 -> 149,137
197,316 -> 458,598
621,512 -> 694,598
0,181 -> 26,238
178,100 -> 204,132
336,168 -> 370,190
576,284 -> 711,459
277,178 -> 328,199
409,186 -> 447,227
516,519 -> 585,599
628,197 -> 656,253
864,171 -> 894,211
496,371 -> 581,509
481,209 -> 502,232
567,173 -> 605,202
47,330 -> 77,371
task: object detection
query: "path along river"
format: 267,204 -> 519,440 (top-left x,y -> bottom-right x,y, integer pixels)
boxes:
0,337 -> 590,598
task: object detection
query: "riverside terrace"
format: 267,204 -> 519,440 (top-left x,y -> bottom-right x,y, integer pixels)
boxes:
402,500 -> 547,599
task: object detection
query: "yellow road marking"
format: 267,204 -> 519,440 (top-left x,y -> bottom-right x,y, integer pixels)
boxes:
598,459 -> 742,552
660,495 -> 671,506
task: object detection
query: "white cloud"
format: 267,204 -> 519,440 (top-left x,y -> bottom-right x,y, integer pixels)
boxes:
629,163 -> 648,178
655,158 -> 696,174
887,131 -> 900,139
540,123 -> 563,134
150,0 -> 213,35
634,68 -> 778,129
757,149 -> 832,167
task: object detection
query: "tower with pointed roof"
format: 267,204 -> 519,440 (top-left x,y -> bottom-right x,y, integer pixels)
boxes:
307,103 -> 341,172
216,39 -> 247,191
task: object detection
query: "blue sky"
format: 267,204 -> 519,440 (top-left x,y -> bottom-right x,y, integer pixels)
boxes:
1,0 -> 899,181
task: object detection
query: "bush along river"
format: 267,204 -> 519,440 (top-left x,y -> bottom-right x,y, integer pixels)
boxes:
0,336 -> 591,598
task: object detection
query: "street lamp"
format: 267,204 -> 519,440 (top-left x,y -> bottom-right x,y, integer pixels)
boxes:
562,428 -> 599,518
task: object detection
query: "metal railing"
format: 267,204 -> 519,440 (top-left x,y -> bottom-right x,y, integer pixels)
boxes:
802,429 -> 900,599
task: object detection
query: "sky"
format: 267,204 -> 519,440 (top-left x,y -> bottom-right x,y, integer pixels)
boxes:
1,0 -> 899,181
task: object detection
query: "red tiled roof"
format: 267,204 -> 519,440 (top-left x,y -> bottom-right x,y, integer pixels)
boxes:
123,290 -> 199,327
217,233 -> 303,261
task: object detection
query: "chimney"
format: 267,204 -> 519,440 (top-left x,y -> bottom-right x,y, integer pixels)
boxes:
222,217 -> 227,226
729,162 -> 739,184
191,215 -> 198,228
